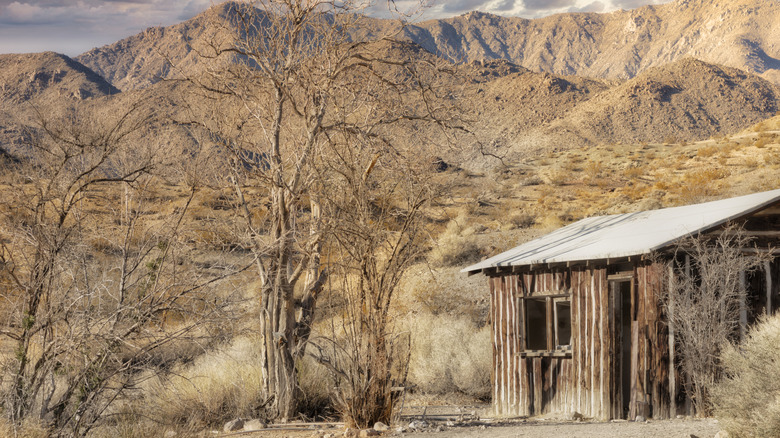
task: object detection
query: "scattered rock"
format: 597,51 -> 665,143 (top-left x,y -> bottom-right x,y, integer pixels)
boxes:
223,418 -> 244,432
395,426 -> 407,433
408,420 -> 428,430
243,419 -> 267,431
343,427 -> 358,437
635,415 -> 647,423
359,429 -> 380,437
373,421 -> 389,431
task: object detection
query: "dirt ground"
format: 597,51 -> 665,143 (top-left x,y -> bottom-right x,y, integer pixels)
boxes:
395,417 -> 721,438
214,406 -> 722,438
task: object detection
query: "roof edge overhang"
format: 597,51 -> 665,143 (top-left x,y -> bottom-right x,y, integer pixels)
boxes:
461,192 -> 780,276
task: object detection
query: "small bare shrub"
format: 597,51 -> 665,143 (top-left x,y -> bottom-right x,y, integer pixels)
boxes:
712,314 -> 780,438
664,229 -> 766,416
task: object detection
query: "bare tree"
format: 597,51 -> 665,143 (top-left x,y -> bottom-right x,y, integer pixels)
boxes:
0,102 -> 240,436
181,0 -> 460,421
308,125 -> 442,426
664,227 -> 767,416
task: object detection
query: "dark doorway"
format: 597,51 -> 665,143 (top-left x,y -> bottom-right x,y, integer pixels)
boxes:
611,279 -> 633,419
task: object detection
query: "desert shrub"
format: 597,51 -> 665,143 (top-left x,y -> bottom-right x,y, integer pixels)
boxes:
697,145 -> 718,158
141,336 -> 263,428
743,156 -> 759,168
404,314 -> 491,399
506,212 -> 536,229
0,417 -> 50,438
584,160 -> 604,183
623,164 -> 645,179
764,150 -> 780,166
676,168 -> 729,203
429,216 -> 482,267
712,314 -> 780,437
547,167 -> 569,186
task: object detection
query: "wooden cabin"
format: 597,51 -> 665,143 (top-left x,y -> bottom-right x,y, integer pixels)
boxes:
462,189 -> 780,420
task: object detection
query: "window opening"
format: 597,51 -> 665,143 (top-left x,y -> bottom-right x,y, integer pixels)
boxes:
526,298 -> 547,350
555,301 -> 571,347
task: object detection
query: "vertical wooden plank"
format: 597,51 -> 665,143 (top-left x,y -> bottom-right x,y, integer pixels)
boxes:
520,357 -> 530,416
510,275 -> 518,414
574,270 -> 581,414
580,269 -> 587,414
488,277 -> 501,415
590,269 -> 596,418
501,276 -> 511,415
598,268 -> 607,420
592,268 -> 601,419
668,262 -> 676,419
629,322 -> 639,420
533,357 -> 543,415
569,271 -> 577,414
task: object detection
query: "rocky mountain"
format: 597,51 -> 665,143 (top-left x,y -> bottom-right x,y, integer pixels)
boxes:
0,52 -> 121,156
2,1 -> 779,170
404,0 -> 780,85
451,56 -> 780,165
0,51 -> 118,103
75,0 -> 780,92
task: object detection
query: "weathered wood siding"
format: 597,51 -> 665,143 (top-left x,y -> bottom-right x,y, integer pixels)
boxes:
631,263 -> 671,420
489,263 -> 674,420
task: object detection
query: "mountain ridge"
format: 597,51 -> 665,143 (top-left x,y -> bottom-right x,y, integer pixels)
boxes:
72,0 -> 780,92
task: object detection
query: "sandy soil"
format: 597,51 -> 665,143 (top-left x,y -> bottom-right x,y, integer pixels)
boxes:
395,417 -> 721,438
216,416 -> 722,438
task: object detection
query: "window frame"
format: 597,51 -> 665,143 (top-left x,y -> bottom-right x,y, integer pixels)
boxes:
520,294 -> 572,358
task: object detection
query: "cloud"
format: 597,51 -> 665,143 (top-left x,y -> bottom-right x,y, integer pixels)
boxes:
492,0 -> 520,12
568,1 -> 607,13
612,0 -> 667,9
523,0 -> 577,11
439,0 -> 495,13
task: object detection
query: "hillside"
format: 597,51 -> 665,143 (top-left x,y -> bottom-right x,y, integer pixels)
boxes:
75,0 -> 780,92
0,51 -> 118,103
450,57 -> 780,167
0,52 -> 120,155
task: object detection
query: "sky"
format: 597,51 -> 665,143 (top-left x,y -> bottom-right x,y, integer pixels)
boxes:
0,0 -> 672,57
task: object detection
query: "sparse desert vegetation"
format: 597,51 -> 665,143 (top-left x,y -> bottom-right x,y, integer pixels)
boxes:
2,0 -> 780,436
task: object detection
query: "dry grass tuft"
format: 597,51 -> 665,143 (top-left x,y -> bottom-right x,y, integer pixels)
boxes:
429,215 -> 483,267
141,336 -> 263,428
0,418 -> 50,438
403,314 -> 490,399
713,314 -> 780,437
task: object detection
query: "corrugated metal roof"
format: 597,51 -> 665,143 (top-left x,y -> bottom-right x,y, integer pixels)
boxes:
462,188 -> 780,273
